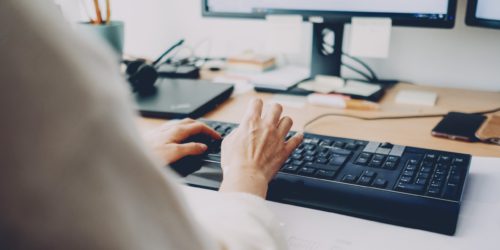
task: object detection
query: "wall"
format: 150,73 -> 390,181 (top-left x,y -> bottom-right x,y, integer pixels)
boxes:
58,0 -> 500,91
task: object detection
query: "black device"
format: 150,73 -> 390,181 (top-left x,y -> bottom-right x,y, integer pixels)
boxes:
172,119 -> 471,235
466,0 -> 500,30
124,40 -> 185,95
202,0 -> 457,80
432,112 -> 487,142
135,79 -> 233,119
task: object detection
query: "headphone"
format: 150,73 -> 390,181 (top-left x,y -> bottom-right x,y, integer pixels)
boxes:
123,39 -> 184,95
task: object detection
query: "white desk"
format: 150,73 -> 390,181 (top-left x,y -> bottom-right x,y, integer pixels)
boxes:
182,157 -> 500,250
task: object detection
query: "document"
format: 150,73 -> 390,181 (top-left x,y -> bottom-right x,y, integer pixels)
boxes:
183,157 -> 500,250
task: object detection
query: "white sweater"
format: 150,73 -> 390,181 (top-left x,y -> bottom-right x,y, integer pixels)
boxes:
0,1 -> 285,249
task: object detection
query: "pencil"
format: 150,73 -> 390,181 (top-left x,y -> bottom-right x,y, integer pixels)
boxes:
105,0 -> 111,24
93,0 -> 103,24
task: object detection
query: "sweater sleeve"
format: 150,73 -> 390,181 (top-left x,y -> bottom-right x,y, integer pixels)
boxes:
0,1 -> 285,249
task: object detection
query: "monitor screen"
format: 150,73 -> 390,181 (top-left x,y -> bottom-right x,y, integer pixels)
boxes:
203,0 -> 456,28
466,0 -> 500,29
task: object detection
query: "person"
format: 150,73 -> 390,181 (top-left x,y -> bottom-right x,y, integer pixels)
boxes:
0,1 -> 303,249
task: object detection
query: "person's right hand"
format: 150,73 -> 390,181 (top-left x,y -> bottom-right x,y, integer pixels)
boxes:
219,99 -> 303,198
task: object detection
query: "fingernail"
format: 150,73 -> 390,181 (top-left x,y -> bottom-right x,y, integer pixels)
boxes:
199,144 -> 208,150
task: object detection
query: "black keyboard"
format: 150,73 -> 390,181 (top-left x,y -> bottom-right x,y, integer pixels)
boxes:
175,120 -> 471,235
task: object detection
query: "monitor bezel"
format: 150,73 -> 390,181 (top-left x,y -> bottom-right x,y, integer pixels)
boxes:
466,0 -> 500,30
201,0 -> 457,28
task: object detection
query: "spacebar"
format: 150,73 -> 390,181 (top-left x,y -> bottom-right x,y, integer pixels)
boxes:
205,153 -> 221,163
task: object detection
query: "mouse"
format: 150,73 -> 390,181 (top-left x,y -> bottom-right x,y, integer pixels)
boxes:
169,134 -> 221,177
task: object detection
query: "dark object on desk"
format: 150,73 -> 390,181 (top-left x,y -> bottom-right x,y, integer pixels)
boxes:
254,85 -> 314,96
432,112 -> 487,142
256,82 -> 387,102
124,39 -> 185,95
135,79 -> 234,119
157,63 -> 200,79
176,119 -> 471,236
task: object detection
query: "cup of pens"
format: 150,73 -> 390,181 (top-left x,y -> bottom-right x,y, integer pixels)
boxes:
78,0 -> 124,56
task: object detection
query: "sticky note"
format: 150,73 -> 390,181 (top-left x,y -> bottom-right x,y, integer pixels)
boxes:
348,17 -> 392,58
265,15 -> 304,54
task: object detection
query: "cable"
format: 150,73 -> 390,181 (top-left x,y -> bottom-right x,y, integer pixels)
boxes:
342,53 -> 379,81
303,107 -> 500,131
342,63 -> 374,82
152,39 -> 185,66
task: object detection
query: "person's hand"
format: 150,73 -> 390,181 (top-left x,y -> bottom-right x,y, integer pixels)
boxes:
219,99 -> 304,198
145,118 -> 221,165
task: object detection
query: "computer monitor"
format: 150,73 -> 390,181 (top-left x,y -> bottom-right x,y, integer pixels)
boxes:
202,0 -> 457,79
466,0 -> 500,29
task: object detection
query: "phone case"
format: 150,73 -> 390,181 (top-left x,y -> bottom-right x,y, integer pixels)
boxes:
476,114 -> 500,145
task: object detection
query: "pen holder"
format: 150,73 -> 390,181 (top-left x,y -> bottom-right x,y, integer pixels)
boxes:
77,21 -> 124,56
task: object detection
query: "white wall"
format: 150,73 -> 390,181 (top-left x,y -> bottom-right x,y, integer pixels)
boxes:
59,0 -> 500,91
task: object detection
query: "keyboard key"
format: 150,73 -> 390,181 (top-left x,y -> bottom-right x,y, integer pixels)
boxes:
345,143 -> 358,150
282,165 -> 299,173
355,157 -> 369,165
304,144 -> 316,151
373,154 -> 386,162
405,164 -> 418,171
373,178 -> 388,188
415,178 -> 427,185
443,183 -> 458,199
316,170 -> 336,179
408,159 -> 420,165
292,160 -> 304,166
305,150 -> 316,156
363,170 -> 376,178
418,172 -> 430,179
342,174 -> 358,183
383,161 -> 397,170
369,159 -> 383,168
358,176 -> 373,186
424,153 -> 437,161
400,176 -> 412,183
403,170 -> 415,177
298,167 -> 316,176
304,156 -> 315,162
331,148 -> 352,156
316,158 -> 329,164
318,152 -> 330,159
333,142 -> 345,148
292,153 -> 303,160
294,148 -> 305,155
395,183 -> 425,194
452,157 -> 466,166
305,162 -> 341,172
421,166 -> 434,173
386,156 -> 399,163
438,155 -> 451,164
330,154 -> 348,166
319,140 -> 332,147
427,187 -> 442,197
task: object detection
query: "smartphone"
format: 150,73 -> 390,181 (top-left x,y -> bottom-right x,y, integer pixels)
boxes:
431,112 -> 487,142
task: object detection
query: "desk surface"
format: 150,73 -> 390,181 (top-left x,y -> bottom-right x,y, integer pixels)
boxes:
139,83 -> 500,157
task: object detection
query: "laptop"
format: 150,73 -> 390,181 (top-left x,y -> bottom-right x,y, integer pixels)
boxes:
135,78 -> 234,119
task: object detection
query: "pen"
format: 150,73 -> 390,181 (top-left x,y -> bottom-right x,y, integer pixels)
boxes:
105,0 -> 111,24
307,93 -> 380,111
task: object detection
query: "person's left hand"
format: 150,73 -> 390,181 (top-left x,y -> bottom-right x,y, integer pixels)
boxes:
144,118 -> 221,165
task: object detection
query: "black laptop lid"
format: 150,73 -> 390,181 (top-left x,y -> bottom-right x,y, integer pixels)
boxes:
135,79 -> 234,119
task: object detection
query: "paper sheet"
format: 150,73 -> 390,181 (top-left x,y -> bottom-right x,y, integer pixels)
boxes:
348,17 -> 392,58
266,15 -> 304,54
183,156 -> 500,250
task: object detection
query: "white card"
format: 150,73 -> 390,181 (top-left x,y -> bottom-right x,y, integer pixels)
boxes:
348,17 -> 392,58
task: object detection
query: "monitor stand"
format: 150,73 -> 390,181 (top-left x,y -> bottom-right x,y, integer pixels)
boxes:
311,22 -> 345,77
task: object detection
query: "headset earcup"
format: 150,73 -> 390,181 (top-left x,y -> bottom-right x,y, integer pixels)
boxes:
128,64 -> 158,94
126,59 -> 146,75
